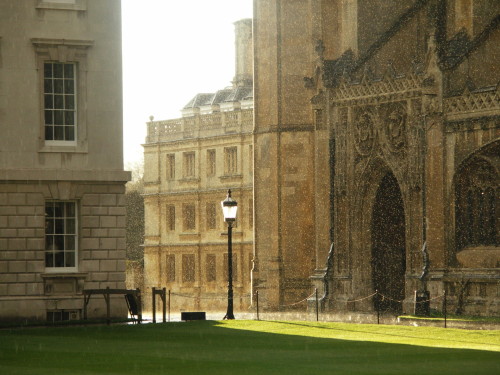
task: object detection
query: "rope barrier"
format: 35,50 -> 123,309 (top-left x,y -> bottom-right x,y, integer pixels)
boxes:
279,290 -> 317,308
414,293 -> 445,303
345,292 -> 377,303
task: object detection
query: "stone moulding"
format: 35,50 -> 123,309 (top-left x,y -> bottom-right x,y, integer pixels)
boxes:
330,75 -> 423,106
444,87 -> 500,121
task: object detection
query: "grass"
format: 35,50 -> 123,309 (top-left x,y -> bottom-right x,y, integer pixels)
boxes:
399,313 -> 500,323
0,320 -> 499,375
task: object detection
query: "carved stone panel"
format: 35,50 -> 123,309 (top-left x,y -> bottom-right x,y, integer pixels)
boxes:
380,102 -> 408,154
353,108 -> 376,156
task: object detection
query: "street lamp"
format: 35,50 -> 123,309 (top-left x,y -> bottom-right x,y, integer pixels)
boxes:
221,189 -> 237,320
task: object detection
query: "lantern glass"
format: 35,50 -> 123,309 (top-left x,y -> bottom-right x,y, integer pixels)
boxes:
221,204 -> 238,221
221,190 -> 238,222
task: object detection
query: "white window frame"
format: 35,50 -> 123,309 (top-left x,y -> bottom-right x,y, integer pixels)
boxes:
45,201 -> 78,273
43,61 -> 78,146
32,38 -> 93,153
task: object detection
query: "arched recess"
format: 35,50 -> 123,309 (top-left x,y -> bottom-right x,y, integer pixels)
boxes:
454,141 -> 499,268
371,172 -> 406,313
351,158 -> 407,312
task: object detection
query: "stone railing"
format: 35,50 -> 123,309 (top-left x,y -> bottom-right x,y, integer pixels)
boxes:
146,109 -> 254,143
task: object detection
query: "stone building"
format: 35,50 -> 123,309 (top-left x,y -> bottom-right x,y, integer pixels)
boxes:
143,19 -> 254,312
253,0 -> 499,315
0,0 -> 130,322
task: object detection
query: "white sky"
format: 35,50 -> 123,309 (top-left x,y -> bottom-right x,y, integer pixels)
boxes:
121,0 -> 253,168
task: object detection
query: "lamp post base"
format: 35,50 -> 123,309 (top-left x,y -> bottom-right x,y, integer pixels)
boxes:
223,313 -> 235,320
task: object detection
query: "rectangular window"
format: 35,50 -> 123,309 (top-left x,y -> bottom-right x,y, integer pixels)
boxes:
183,152 -> 195,178
167,154 -> 176,179
223,253 -> 238,282
45,201 -> 77,271
167,205 -> 175,231
206,254 -> 216,282
224,147 -> 238,175
44,62 -> 77,143
182,254 -> 195,283
183,204 -> 196,231
206,202 -> 217,230
166,255 -> 175,282
207,149 -> 216,176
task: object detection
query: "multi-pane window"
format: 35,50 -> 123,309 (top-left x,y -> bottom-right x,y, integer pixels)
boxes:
44,62 -> 76,142
166,254 -> 175,282
224,147 -> 238,175
206,202 -> 217,230
455,156 -> 498,249
223,253 -> 238,282
167,205 -> 176,231
182,254 -> 195,283
207,149 -> 216,176
183,152 -> 195,178
183,204 -> 196,231
167,154 -> 176,179
206,254 -> 216,282
45,201 -> 77,270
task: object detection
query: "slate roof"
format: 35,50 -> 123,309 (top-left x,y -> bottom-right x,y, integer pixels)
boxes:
183,85 -> 253,109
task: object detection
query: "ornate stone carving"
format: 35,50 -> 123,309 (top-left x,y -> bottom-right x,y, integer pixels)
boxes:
353,109 -> 376,156
381,102 -> 407,153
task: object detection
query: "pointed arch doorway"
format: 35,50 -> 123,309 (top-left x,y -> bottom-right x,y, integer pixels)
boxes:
371,172 -> 406,313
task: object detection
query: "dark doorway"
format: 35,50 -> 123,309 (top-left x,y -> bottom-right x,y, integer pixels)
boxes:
371,172 -> 406,313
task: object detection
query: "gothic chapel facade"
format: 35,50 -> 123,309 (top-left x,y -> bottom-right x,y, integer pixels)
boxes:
252,0 -> 499,315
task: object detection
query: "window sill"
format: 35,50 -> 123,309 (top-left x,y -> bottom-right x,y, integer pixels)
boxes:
36,0 -> 87,11
41,272 -> 87,279
39,142 -> 88,154
179,177 -> 200,183
219,174 -> 243,180
180,233 -> 200,240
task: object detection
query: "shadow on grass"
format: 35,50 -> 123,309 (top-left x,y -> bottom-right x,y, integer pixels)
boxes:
0,320 -> 498,375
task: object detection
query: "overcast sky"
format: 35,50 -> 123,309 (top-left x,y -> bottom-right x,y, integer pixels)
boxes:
122,0 -> 253,168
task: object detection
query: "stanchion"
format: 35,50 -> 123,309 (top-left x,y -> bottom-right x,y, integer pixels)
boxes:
162,287 -> 166,323
376,290 -> 380,325
256,290 -> 260,321
444,289 -> 447,328
315,288 -> 319,322
168,290 -> 171,322
152,287 -> 156,323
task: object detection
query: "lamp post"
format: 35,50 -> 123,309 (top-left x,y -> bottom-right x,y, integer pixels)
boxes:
221,189 -> 237,320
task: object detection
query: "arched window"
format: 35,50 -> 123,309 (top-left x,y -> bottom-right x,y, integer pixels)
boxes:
455,143 -> 499,250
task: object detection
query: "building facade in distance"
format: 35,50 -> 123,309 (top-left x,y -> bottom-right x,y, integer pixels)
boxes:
0,0 -> 130,322
143,19 -> 254,312
253,0 -> 499,316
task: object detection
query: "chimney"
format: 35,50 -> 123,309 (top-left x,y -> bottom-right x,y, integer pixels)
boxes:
233,18 -> 253,87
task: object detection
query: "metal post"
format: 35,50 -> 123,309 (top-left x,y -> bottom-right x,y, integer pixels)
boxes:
105,286 -> 110,326
162,287 -> 166,323
168,290 -> 171,322
376,290 -> 380,325
136,288 -> 142,324
444,289 -> 447,328
152,287 -> 156,323
224,221 -> 235,320
315,288 -> 319,322
256,290 -> 259,321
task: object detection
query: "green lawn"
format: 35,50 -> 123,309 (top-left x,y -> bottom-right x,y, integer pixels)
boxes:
0,320 -> 499,375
